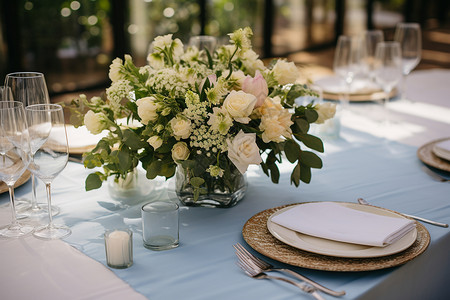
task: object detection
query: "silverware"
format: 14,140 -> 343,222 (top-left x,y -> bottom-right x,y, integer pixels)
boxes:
236,257 -> 325,300
357,198 -> 448,228
233,243 -> 345,297
422,166 -> 449,182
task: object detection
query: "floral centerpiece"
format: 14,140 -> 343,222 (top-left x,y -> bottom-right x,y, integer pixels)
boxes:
70,27 -> 335,207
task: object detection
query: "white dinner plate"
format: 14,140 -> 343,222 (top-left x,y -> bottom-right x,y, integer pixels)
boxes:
315,76 -> 381,95
267,202 -> 417,258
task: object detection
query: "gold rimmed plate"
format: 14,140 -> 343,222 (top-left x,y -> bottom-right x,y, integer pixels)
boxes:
417,138 -> 450,172
0,170 -> 32,194
242,203 -> 430,272
267,202 -> 417,258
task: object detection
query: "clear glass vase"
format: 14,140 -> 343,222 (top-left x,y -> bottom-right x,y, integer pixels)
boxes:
175,163 -> 247,208
107,168 -> 153,206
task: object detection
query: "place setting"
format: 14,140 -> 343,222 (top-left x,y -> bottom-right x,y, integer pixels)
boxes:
417,137 -> 450,174
239,199 -> 435,273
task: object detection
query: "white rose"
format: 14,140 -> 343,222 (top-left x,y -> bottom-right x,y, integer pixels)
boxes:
136,97 -> 159,124
223,90 -> 257,124
84,110 -> 107,135
241,49 -> 265,76
169,116 -> 192,140
315,102 -> 336,124
272,60 -> 299,85
147,136 -> 163,150
147,53 -> 165,69
226,130 -> 262,174
171,142 -> 190,161
108,57 -> 123,82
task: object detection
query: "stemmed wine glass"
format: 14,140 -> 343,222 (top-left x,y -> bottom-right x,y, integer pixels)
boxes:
361,30 -> 384,81
373,42 -> 403,128
3,72 -> 59,218
394,23 -> 422,101
26,104 -> 71,240
0,101 -> 34,238
188,35 -> 217,56
333,35 -> 364,105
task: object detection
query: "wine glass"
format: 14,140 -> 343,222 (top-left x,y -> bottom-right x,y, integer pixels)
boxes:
373,42 -> 403,127
394,23 -> 422,100
188,35 -> 217,60
361,30 -> 384,81
3,72 -> 59,218
26,104 -> 71,240
333,35 -> 364,106
0,101 -> 34,238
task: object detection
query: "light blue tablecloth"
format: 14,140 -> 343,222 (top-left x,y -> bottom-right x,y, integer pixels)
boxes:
6,126 -> 449,300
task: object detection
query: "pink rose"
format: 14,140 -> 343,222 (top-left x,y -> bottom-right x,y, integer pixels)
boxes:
200,74 -> 217,91
241,70 -> 268,108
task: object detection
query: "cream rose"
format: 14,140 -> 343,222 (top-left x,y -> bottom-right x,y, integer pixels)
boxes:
223,90 -> 257,124
108,57 -> 123,82
260,110 -> 293,143
171,142 -> 190,161
169,116 -> 192,140
84,110 -> 107,135
226,130 -> 262,174
272,60 -> 299,85
315,103 -> 336,124
147,136 -> 163,150
136,97 -> 159,124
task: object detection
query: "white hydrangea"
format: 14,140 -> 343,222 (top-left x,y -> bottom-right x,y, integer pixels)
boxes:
106,79 -> 133,116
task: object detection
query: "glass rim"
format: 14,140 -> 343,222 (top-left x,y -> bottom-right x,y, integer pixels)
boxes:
5,72 -> 44,79
142,201 -> 179,212
25,103 -> 62,112
0,101 -> 24,109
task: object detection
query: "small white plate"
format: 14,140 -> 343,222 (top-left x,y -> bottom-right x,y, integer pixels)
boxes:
315,76 -> 381,95
267,202 -> 417,258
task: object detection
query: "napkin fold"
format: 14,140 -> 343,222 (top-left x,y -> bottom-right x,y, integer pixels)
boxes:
271,202 -> 416,247
433,139 -> 450,161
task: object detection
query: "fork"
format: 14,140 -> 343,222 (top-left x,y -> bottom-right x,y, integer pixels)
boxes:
234,243 -> 345,297
236,258 -> 325,300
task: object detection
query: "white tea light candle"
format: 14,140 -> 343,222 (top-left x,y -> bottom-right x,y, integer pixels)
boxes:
104,229 -> 133,269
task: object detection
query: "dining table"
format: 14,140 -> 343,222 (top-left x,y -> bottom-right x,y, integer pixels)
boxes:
1,68 -> 449,300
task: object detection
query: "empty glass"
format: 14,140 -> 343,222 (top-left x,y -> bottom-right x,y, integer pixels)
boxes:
394,23 -> 422,100
27,104 -> 70,240
373,42 -> 403,128
361,30 -> 384,81
3,72 -> 59,219
333,35 -> 364,106
142,201 -> 179,251
0,101 -> 34,238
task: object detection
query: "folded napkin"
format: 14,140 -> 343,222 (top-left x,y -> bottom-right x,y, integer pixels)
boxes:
433,139 -> 450,161
315,76 -> 380,95
64,125 -> 108,149
271,202 -> 416,247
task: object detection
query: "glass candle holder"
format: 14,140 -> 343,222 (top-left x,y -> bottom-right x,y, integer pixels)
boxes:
142,201 -> 179,251
104,229 -> 133,269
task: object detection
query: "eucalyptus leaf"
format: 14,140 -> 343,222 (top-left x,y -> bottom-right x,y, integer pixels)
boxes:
117,148 -> 132,172
300,163 -> 312,183
191,177 -> 205,188
85,173 -> 103,191
290,163 -> 301,187
284,139 -> 300,163
294,118 -> 310,134
123,129 -> 147,150
300,151 -> 323,168
146,160 -> 162,179
305,109 -> 318,123
295,133 -> 324,152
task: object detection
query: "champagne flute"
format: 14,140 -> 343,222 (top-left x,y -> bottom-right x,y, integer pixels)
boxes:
0,101 -> 34,238
26,104 -> 71,240
361,30 -> 384,81
373,42 -> 403,128
394,23 -> 422,100
3,72 -> 59,218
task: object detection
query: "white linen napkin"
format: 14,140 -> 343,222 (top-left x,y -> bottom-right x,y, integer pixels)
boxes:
433,139 -> 450,161
64,125 -> 108,149
314,76 -> 380,94
271,202 -> 416,247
